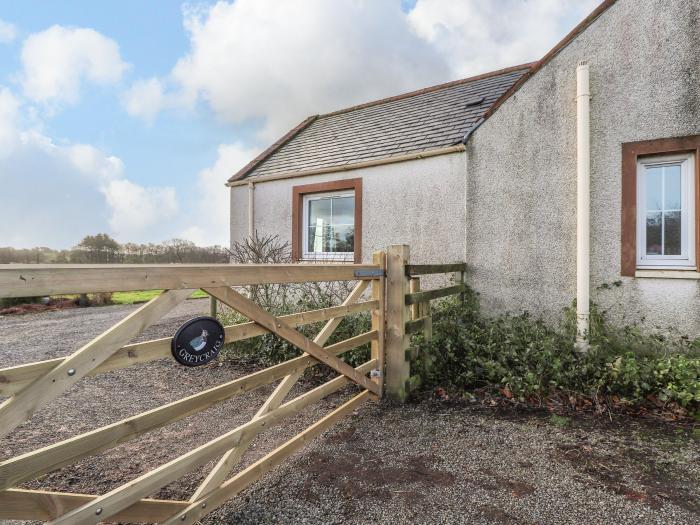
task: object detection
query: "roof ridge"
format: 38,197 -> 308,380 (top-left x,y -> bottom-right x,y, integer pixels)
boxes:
319,62 -> 536,119
480,0 -> 617,124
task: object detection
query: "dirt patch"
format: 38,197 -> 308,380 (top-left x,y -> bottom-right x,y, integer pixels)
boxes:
555,439 -> 699,514
300,438 -> 454,507
476,504 -> 534,524
476,468 -> 536,498
299,418 -> 455,514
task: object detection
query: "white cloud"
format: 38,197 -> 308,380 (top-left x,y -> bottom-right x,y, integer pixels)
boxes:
0,87 -> 20,158
20,25 -> 129,106
0,85 -> 178,248
67,143 -> 124,181
181,143 -> 260,246
0,18 -> 17,43
127,0 -> 601,140
2,2 -> 605,248
102,179 -> 178,241
121,77 -> 166,123
0,131 -> 117,248
148,0 -> 449,138
120,76 -> 193,123
408,0 -> 601,76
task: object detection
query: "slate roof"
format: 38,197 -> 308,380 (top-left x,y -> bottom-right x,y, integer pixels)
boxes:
229,64 -> 532,182
229,1 -> 620,183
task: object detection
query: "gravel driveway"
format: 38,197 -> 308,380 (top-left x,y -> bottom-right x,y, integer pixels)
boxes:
1,302 -> 698,524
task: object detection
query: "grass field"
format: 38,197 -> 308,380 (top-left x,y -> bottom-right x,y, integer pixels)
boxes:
49,289 -> 209,306
111,289 -> 208,304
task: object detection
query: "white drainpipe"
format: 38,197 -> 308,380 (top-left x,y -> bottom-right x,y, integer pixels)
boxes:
247,181 -> 255,240
576,61 -> 590,347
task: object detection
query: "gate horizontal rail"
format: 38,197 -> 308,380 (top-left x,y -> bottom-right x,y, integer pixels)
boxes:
0,256 -> 388,524
0,331 -> 377,491
0,488 -> 189,522
0,247 -> 463,523
0,299 -> 378,395
49,360 -> 377,525
0,263 -> 379,298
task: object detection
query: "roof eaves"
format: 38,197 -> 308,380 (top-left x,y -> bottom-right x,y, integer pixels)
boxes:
477,0 -> 617,128
231,63 -> 535,182
227,143 -> 466,187
227,115 -> 319,183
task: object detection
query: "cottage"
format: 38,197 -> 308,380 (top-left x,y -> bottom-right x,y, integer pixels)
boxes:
229,0 -> 700,337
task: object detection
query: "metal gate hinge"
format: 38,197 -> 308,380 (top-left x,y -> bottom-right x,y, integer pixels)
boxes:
370,369 -> 383,378
354,269 -> 385,278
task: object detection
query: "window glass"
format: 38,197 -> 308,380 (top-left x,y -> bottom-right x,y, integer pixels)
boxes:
645,167 -> 662,210
305,193 -> 354,255
644,163 -> 684,257
307,198 -> 332,253
637,154 -> 694,268
664,210 -> 681,255
646,212 -> 662,255
664,165 -> 681,210
333,196 -> 354,226
333,225 -> 354,252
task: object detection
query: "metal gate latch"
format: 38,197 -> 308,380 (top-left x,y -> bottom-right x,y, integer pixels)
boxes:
370,369 -> 383,378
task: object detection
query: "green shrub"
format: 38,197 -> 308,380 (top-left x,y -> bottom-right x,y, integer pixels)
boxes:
218,302 -> 371,371
217,233 -> 371,374
414,290 -> 700,415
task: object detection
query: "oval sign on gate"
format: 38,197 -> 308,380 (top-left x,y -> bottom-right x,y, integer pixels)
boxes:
171,316 -> 225,367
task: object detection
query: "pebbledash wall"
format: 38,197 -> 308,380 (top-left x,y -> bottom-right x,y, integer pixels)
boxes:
230,152 -> 467,278
466,0 -> 700,335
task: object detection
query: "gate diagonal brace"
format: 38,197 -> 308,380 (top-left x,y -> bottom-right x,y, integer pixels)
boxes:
190,281 -> 371,501
203,287 -> 379,396
0,289 -> 194,440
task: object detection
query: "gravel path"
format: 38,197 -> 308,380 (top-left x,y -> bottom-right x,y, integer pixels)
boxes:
1,303 -> 698,524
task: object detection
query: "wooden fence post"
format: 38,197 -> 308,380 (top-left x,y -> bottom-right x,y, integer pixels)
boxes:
422,300 -> 432,340
209,296 -> 217,318
409,278 -> 420,321
385,245 -> 410,402
370,250 -> 386,398
408,277 -> 431,340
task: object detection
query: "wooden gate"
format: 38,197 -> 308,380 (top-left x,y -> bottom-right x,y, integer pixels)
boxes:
0,245 -> 464,524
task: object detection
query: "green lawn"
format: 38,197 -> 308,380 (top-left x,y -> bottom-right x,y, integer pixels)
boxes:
111,289 -> 208,304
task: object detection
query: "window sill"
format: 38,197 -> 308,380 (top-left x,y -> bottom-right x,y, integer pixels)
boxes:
300,256 -> 355,264
635,269 -> 700,279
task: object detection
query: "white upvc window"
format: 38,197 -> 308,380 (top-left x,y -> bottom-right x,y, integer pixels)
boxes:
302,190 -> 355,261
636,153 -> 695,269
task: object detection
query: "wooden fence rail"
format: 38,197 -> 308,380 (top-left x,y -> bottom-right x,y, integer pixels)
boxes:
0,246 -> 464,523
0,331 -> 376,492
405,263 -> 466,276
0,489 -> 189,522
385,247 -> 467,401
0,263 -> 379,298
0,299 -> 377,396
405,284 -> 466,305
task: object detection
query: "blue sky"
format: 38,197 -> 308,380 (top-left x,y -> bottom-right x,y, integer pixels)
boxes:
0,0 -> 600,249
0,2 -> 231,188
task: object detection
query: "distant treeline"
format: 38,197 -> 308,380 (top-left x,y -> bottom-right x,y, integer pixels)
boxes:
0,234 -> 230,264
